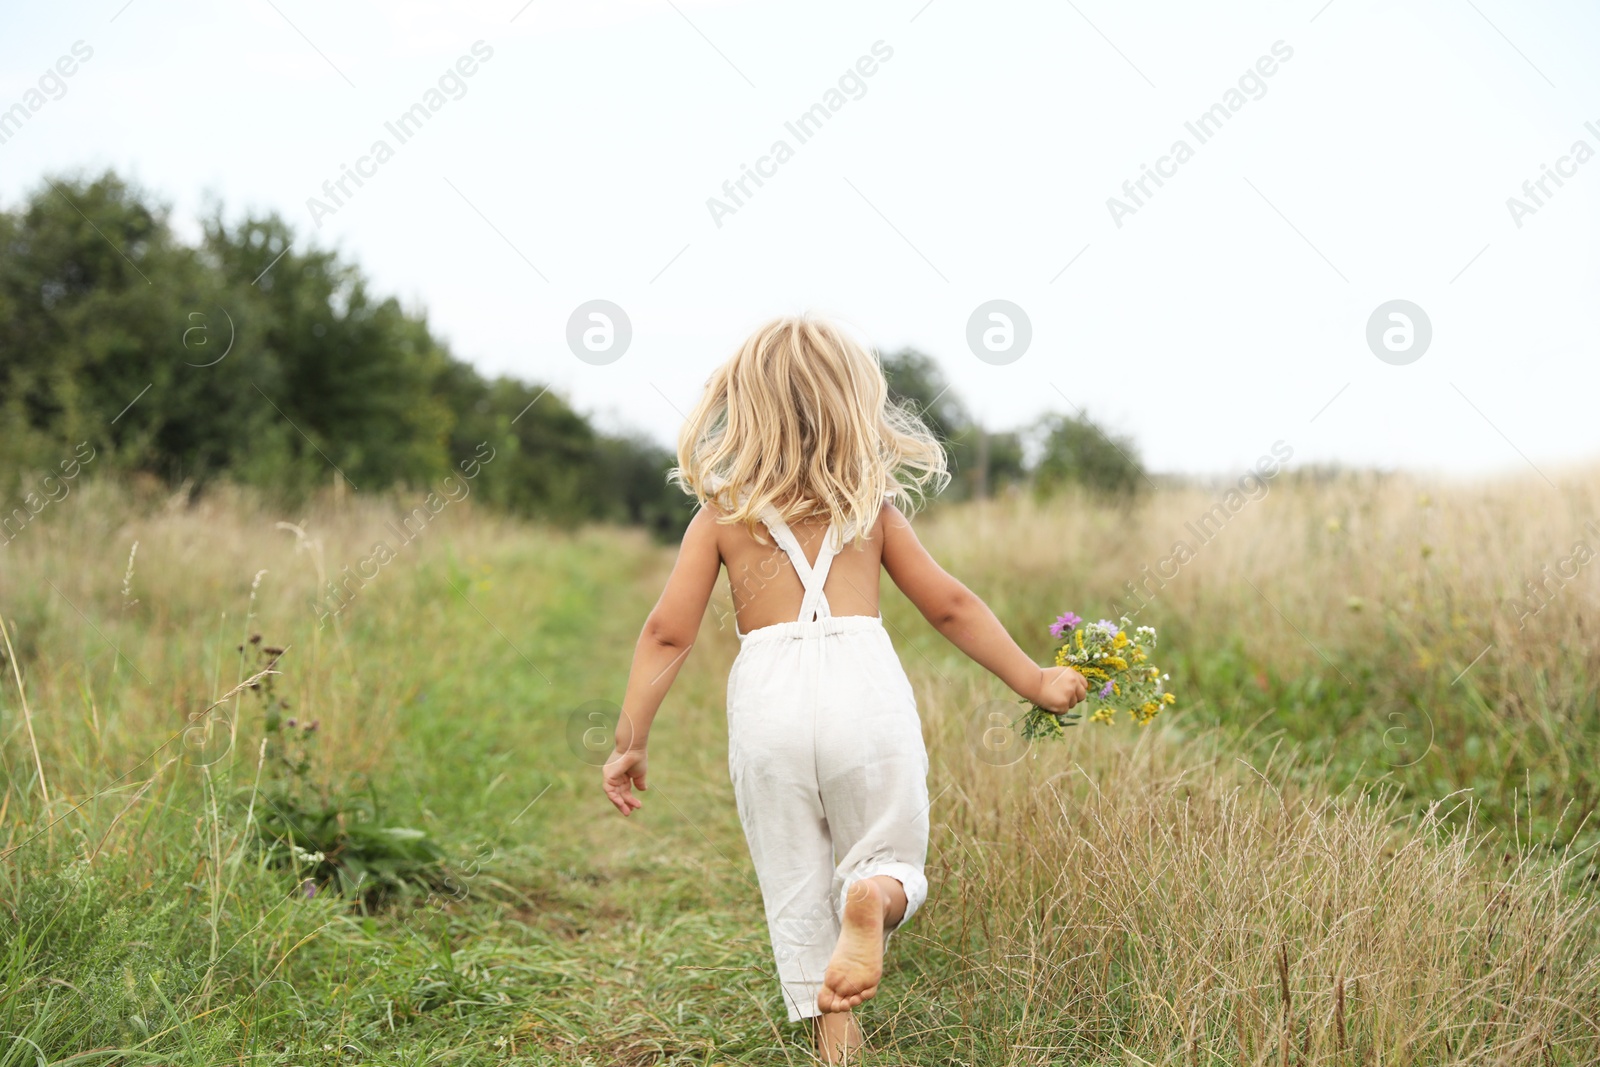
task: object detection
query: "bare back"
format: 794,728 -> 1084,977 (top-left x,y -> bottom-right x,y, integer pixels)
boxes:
712,506 -> 886,634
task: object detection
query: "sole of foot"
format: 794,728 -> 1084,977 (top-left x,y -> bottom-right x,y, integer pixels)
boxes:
817,880 -> 885,1014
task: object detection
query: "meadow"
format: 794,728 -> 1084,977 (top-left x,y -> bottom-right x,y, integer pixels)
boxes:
2,469 -> 1598,1065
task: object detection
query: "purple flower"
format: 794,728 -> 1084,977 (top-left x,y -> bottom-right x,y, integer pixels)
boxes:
1099,680 -> 1114,699
302,879 -> 318,900
1050,611 -> 1082,638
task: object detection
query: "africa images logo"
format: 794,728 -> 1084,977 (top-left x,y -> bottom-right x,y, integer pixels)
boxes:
705,41 -> 895,228
0,40 -> 94,147
305,41 -> 495,227
1504,119 -> 1600,229
1106,40 -> 1294,228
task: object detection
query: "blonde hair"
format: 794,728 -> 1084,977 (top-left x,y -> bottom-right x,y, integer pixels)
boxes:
669,316 -> 949,545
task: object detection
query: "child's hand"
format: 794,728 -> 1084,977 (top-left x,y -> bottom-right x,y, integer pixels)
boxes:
602,747 -> 648,816
1031,666 -> 1088,714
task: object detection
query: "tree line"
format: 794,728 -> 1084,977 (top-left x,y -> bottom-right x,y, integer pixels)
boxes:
0,171 -> 1146,538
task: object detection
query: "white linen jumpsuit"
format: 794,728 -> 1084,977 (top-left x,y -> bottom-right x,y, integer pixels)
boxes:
725,503 -> 932,1022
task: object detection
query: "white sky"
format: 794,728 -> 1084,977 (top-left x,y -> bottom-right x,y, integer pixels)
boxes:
2,0 -> 1597,479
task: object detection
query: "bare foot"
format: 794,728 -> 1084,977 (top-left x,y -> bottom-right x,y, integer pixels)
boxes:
817,880 -> 886,1014
813,1010 -> 863,1063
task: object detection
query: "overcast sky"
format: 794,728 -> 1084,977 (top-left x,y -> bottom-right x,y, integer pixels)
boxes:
2,0 -> 1596,479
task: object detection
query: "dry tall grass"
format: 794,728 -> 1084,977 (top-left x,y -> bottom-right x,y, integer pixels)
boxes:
923,468 -> 1600,855
928,467 -> 1600,681
899,722 -> 1600,1064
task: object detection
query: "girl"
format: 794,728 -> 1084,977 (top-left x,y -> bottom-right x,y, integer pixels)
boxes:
601,316 -> 1087,1062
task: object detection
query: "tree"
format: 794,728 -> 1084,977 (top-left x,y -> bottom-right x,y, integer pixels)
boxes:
0,171 -> 281,483
0,170 -> 694,536
204,213 -> 457,492
880,347 -> 968,445
879,347 -> 1026,500
1032,412 -> 1147,498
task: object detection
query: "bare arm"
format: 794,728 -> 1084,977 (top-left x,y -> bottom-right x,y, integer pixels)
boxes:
602,506 -> 721,815
880,504 -> 1086,712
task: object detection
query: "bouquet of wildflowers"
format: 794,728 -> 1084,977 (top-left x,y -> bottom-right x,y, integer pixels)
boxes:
1019,612 -> 1176,740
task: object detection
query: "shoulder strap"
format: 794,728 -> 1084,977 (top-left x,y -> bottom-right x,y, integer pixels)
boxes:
757,505 -> 838,622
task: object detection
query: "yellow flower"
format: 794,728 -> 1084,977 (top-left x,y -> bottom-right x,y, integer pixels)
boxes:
1161,693 -> 1176,705
1075,629 -> 1084,651
1113,631 -> 1129,649
1079,666 -> 1110,681
1105,656 -> 1128,671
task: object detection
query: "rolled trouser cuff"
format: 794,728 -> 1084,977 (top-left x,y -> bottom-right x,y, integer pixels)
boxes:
779,979 -> 823,1022
837,860 -> 928,930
